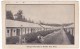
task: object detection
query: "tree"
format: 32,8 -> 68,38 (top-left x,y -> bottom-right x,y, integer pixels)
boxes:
6,10 -> 14,20
22,16 -> 26,22
15,10 -> 23,21
39,20 -> 44,24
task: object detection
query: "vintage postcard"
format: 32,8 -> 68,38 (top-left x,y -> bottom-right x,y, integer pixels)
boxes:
2,1 -> 79,49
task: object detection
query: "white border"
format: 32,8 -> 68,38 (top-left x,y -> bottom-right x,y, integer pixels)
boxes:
2,1 -> 79,49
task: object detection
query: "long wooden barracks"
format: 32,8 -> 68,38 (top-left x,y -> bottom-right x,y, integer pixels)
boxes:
6,19 -> 53,37
6,19 -> 74,38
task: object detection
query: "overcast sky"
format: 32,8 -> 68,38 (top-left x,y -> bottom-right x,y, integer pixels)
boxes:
6,4 -> 74,24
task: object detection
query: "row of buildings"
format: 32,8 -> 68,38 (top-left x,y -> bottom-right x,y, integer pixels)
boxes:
6,19 -> 55,37
6,19 -> 74,38
64,24 -> 75,36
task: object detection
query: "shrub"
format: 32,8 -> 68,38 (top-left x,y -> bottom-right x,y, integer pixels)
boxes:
22,33 -> 38,43
23,30 -> 54,43
6,29 -> 59,44
6,36 -> 19,44
37,30 -> 54,36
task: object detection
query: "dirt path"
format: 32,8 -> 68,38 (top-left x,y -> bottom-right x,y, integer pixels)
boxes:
41,29 -> 71,44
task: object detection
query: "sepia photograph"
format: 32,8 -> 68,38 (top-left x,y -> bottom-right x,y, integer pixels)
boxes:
2,2 -> 79,49
5,4 -> 75,45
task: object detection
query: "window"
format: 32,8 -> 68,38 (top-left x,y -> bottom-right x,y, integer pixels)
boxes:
7,30 -> 9,33
14,30 -> 15,32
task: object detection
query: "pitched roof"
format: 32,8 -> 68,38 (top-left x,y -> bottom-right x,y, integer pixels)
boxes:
40,25 -> 52,28
6,19 -> 41,28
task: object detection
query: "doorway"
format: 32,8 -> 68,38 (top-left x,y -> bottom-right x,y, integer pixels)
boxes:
16,29 -> 20,36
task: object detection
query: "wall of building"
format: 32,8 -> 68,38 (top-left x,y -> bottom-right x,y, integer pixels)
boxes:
6,27 -> 45,37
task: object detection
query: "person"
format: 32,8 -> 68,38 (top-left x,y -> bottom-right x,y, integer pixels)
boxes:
36,35 -> 41,43
37,34 -> 44,43
40,36 -> 44,42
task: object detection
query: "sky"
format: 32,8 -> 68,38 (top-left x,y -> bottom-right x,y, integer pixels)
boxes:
6,4 -> 75,24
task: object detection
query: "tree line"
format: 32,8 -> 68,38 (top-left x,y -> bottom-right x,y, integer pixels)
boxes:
6,10 -> 61,26
6,10 -> 74,27
6,10 -> 34,23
